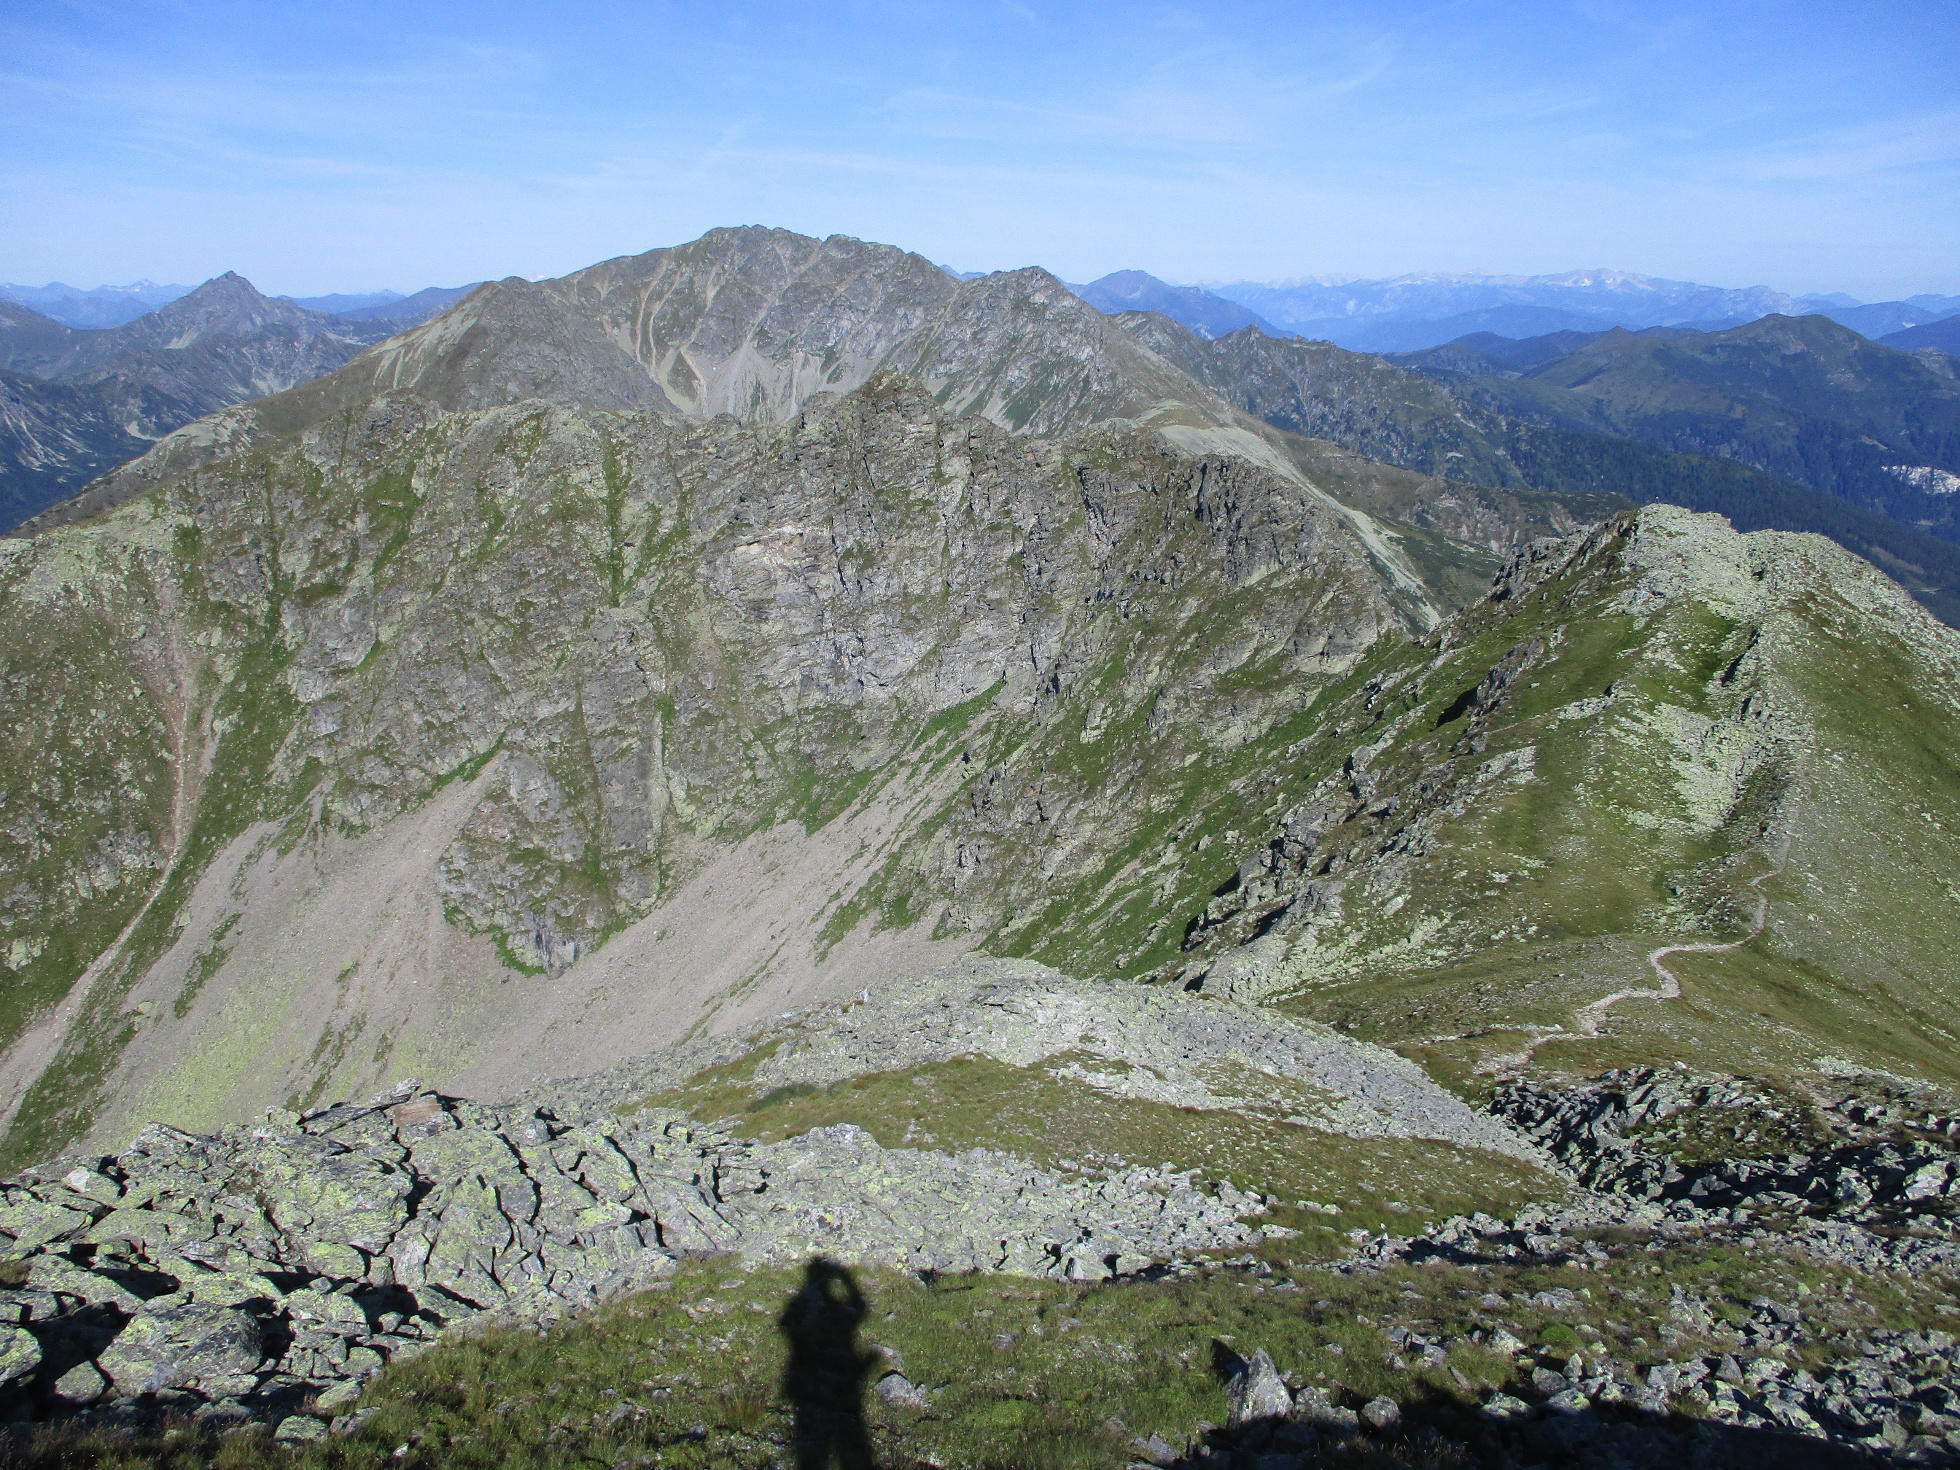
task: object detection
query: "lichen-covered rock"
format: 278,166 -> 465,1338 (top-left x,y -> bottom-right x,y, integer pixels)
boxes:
0,1324 -> 40,1385
273,1414 -> 329,1444
97,1299 -> 264,1394
52,1359 -> 106,1404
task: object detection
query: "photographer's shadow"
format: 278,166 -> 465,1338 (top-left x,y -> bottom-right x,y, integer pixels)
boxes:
779,1257 -> 877,1470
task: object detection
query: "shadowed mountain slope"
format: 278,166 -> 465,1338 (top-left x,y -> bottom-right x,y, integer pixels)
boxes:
1123,311 -> 1960,625
1400,315 -> 1960,544
1884,315 -> 1960,356
0,276 -> 390,532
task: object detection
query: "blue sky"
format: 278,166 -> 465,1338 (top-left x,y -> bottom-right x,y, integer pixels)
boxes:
2,1 -> 1956,298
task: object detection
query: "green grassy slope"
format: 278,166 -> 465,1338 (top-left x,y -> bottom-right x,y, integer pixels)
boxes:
1138,505 -> 1960,1091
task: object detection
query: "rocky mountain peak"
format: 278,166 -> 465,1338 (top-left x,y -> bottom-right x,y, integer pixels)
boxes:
115,271 -> 337,348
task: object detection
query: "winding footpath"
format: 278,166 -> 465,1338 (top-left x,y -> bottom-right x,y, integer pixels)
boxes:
1482,829 -> 1794,1074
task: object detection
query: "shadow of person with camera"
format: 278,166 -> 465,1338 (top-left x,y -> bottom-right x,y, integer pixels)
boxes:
779,1257 -> 878,1470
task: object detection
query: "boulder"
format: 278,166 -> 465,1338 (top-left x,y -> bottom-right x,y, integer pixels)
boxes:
0,1324 -> 40,1385
873,1371 -> 929,1410
98,1300 -> 264,1394
1227,1348 -> 1293,1426
1360,1397 -> 1401,1432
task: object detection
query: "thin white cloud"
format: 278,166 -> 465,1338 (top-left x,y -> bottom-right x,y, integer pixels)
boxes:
1710,108 -> 1960,185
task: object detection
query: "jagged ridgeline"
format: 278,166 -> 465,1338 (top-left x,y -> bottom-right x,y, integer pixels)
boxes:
1,226 -> 1956,1179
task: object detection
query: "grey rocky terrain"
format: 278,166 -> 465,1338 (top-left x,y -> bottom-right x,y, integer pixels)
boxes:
1187,1065 -> 1960,1467
0,1080 -> 1271,1432
1,1036 -> 1956,1465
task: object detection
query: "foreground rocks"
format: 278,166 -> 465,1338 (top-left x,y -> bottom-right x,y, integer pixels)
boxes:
1267,1064 -> 1960,1466
0,1044 -> 1955,1466
1163,1321 -> 1960,1469
0,1084 -> 1272,1432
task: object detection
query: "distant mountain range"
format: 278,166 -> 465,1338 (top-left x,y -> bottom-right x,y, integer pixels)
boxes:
1390,315 -> 1960,545
0,274 -> 395,529
0,279 -> 478,331
0,280 -> 192,329
13,266 -> 1958,353
324,283 -> 481,323
1069,271 -> 1282,340
1200,270 -> 1960,353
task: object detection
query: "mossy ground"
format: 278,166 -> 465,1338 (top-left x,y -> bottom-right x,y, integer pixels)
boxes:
650,1052 -> 1551,1247
8,1234 -> 1954,1470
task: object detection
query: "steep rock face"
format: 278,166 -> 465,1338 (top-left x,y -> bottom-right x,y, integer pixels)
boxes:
0,376 -> 1392,1160
25,229 -> 1642,634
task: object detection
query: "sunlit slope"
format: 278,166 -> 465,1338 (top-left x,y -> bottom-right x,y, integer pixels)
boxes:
0,376 -> 1396,1163
1164,506 -> 1960,1086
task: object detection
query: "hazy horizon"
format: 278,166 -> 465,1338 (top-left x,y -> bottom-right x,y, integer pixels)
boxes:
4,253 -> 1952,308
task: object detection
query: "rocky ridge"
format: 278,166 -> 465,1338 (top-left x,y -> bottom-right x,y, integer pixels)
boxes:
583,958 -> 1539,1164
1166,504 -> 1960,1100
